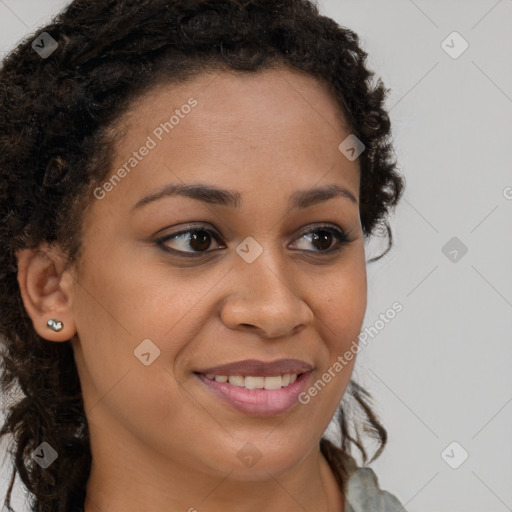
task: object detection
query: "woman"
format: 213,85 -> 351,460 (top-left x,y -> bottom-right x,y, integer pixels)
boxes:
0,0 -> 406,510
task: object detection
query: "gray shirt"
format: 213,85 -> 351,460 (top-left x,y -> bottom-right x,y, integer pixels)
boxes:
344,467 -> 408,512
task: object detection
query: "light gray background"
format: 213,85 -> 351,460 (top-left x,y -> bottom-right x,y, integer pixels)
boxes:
1,1 -> 511,511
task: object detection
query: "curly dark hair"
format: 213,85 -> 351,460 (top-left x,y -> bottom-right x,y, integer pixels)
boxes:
0,0 -> 405,510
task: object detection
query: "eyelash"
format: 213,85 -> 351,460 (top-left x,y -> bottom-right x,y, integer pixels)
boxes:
154,223 -> 351,258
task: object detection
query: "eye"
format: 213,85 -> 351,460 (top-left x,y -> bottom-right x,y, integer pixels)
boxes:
155,226 -> 225,257
155,223 -> 351,257
290,224 -> 350,254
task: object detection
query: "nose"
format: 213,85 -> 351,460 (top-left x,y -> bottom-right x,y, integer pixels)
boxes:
220,247 -> 314,339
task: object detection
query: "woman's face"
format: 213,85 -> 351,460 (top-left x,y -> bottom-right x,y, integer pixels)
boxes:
69,66 -> 366,481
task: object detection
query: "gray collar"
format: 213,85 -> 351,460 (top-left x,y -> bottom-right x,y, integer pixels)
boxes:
343,467 -> 408,512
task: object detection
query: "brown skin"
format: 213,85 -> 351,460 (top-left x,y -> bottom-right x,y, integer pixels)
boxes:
16,66 -> 366,512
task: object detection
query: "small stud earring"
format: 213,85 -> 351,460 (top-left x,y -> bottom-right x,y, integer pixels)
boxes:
46,319 -> 63,332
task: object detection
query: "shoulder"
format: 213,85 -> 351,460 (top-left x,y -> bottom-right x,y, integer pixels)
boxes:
343,467 -> 408,512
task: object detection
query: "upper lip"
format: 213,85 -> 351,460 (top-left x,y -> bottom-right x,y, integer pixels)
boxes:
196,359 -> 313,377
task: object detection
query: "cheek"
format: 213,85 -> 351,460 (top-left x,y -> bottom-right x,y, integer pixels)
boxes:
70,240 -> 221,406
74,236 -> 209,337
317,247 -> 367,347
70,254 -> 193,445
302,259 -> 366,420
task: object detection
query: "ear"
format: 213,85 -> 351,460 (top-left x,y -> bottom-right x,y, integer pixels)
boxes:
15,243 -> 77,342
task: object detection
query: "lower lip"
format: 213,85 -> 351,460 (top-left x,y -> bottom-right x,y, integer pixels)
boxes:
195,372 -> 312,417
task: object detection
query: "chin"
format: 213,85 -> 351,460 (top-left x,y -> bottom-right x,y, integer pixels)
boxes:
208,442 -> 312,481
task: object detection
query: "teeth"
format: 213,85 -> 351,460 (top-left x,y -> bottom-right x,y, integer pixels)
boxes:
228,375 -> 245,387
263,376 -> 282,390
244,376 -> 264,389
204,373 -> 300,389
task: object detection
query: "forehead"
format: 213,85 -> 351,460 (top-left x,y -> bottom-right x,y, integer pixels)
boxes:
101,66 -> 360,208
115,66 -> 350,150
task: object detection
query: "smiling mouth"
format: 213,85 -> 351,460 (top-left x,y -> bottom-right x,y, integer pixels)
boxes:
193,370 -> 312,416
198,372 -> 301,390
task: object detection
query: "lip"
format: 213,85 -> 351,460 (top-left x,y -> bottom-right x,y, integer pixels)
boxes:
196,358 -> 313,377
195,370 -> 312,416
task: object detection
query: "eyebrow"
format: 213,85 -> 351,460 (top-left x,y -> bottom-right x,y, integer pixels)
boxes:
131,182 -> 357,211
